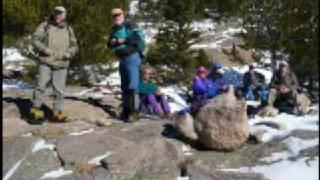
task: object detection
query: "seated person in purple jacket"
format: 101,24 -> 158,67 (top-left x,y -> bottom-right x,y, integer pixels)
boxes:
207,62 -> 228,94
188,66 -> 218,115
139,66 -> 171,117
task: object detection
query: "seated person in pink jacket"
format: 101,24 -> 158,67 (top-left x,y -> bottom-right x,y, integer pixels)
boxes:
179,66 -> 218,116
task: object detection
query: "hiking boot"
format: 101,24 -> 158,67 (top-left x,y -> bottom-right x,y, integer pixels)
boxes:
292,106 -> 304,116
51,111 -> 68,122
162,112 -> 173,120
127,111 -> 140,122
29,107 -> 45,123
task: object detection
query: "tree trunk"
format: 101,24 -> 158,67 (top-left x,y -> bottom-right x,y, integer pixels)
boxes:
271,48 -> 277,72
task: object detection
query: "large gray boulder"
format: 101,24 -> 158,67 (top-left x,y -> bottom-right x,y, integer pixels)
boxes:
101,137 -> 186,180
194,87 -> 249,150
56,130 -> 134,166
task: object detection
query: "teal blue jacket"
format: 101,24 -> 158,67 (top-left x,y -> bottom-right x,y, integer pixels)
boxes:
139,78 -> 158,97
107,20 -> 141,58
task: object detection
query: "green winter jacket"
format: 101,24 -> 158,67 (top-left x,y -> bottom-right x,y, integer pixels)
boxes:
270,71 -> 299,91
139,78 -> 158,97
32,19 -> 78,69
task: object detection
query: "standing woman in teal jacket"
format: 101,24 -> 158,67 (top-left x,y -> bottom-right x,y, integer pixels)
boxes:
139,66 -> 171,117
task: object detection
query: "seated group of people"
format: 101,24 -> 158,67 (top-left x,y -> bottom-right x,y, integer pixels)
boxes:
139,61 -> 303,118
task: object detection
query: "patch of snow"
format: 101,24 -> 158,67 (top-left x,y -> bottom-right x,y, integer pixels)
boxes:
3,48 -> 26,64
69,128 -> 94,136
190,19 -> 217,32
129,0 -> 139,15
177,177 -> 190,180
260,151 -> 291,162
284,137 -> 319,156
21,132 -> 33,137
97,71 -> 121,87
68,86 -> 120,99
222,157 -> 319,180
260,137 -> 318,163
88,152 -> 112,165
3,79 -> 33,91
32,140 -> 55,153
39,168 -> 73,179
251,124 -> 288,142
160,86 -> 188,112
191,27 -> 243,50
250,113 -> 319,142
3,156 -> 27,180
182,144 -> 193,156
182,145 -> 191,152
246,101 -> 261,106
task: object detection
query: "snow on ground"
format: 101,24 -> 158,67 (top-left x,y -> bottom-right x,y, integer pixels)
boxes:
240,110 -> 319,180
96,71 -> 120,87
250,113 -> 319,142
3,79 -> 34,91
128,0 -> 139,15
260,137 -> 319,163
177,177 -> 190,180
39,168 -> 73,179
3,156 -> 27,180
191,27 -> 243,50
32,139 -> 56,153
182,144 -> 193,156
2,48 -> 26,64
88,152 -> 112,165
68,88 -> 113,99
190,19 -> 217,33
284,137 -> 319,156
222,157 -> 319,180
69,128 -> 95,136
160,86 -> 188,112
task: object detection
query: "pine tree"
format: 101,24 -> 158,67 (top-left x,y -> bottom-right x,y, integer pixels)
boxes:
239,0 -> 318,80
145,0 -> 211,85
3,0 -> 130,67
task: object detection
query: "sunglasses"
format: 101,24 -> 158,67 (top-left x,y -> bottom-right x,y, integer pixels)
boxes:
112,14 -> 122,18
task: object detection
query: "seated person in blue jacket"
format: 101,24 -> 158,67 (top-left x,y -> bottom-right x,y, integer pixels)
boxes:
139,66 -> 171,117
243,65 -> 268,104
179,66 -> 218,116
207,62 -> 228,94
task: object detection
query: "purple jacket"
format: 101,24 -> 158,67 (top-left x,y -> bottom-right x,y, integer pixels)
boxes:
192,76 -> 211,97
208,73 -> 226,91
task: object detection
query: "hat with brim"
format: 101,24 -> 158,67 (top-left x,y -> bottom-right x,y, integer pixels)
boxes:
54,6 -> 66,13
111,8 -> 124,16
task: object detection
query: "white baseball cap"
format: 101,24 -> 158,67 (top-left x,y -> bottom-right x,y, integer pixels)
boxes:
54,6 -> 66,13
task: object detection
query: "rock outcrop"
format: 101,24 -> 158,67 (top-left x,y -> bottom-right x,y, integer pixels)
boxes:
195,87 -> 249,150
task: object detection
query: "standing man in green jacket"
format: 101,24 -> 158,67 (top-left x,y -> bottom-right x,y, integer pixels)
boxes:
30,6 -> 78,122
